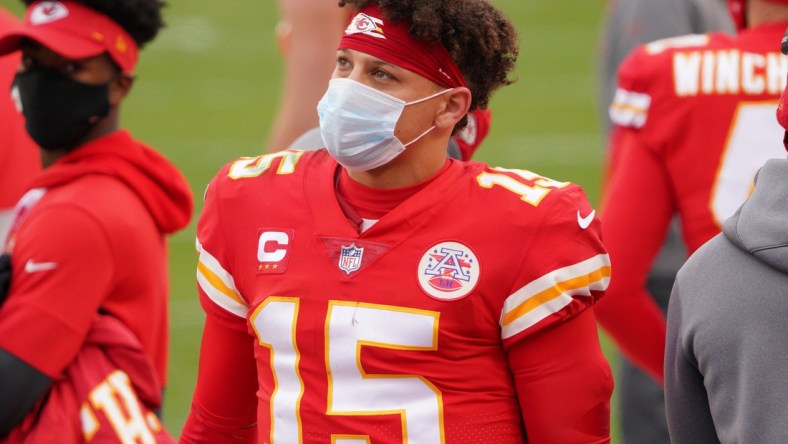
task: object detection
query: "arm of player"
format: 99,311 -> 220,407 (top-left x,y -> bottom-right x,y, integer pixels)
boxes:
594,127 -> 672,383
501,186 -> 613,441
268,0 -> 347,151
0,206 -> 114,435
179,311 -> 258,444
509,309 -> 613,443
0,206 -> 114,378
0,349 -> 51,438
180,176 -> 259,443
0,254 -> 10,304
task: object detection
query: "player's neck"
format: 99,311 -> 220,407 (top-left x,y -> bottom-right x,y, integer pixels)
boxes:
747,1 -> 788,27
346,136 -> 450,189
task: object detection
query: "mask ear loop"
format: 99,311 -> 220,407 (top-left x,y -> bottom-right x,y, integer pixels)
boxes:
401,88 -> 453,147
405,88 -> 453,106
403,124 -> 437,147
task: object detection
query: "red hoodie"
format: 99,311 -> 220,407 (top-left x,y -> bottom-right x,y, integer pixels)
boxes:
0,8 -> 40,211
0,130 -> 193,391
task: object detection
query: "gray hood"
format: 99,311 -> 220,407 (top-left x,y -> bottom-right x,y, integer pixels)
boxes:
722,158 -> 788,274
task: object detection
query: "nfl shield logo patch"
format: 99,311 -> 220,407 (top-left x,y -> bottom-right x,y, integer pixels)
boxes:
339,244 -> 364,275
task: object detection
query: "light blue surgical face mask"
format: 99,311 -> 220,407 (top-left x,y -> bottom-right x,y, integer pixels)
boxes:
317,78 -> 451,172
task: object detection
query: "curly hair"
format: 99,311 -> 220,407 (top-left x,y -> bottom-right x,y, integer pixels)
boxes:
337,0 -> 518,114
22,0 -> 166,48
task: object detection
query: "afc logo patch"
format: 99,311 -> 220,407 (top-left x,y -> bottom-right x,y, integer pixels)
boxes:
417,241 -> 480,301
257,230 -> 293,274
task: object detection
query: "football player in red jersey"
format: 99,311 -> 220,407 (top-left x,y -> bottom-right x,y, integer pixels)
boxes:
0,1 -> 193,442
181,1 -> 613,443
595,0 -> 788,384
270,0 -> 491,160
0,7 -> 40,245
596,2 -> 733,442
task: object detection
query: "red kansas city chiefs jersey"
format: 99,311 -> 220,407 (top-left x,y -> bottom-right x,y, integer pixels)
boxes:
597,23 -> 788,381
190,149 -> 611,443
607,23 -> 787,252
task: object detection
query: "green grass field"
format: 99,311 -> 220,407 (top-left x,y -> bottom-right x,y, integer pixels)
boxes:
2,0 -> 621,440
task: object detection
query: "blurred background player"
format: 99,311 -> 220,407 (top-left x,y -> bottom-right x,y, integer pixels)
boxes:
595,0 -> 788,436
598,0 -> 734,134
269,0 -> 491,160
0,7 -> 40,245
595,1 -> 733,442
181,0 -> 613,442
268,0 -> 344,152
665,60 -> 788,440
0,0 -> 192,441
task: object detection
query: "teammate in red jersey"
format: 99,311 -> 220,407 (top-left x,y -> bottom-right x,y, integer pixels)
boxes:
0,1 -> 193,441
0,7 -> 40,245
181,1 -> 613,443
595,0 -> 788,383
269,0 -> 344,152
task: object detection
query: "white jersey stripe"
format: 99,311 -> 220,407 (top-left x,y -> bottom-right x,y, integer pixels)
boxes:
501,254 -> 611,339
609,87 -> 652,128
196,239 -> 248,318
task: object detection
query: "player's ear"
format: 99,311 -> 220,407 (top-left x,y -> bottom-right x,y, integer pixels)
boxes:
109,73 -> 134,107
434,87 -> 472,131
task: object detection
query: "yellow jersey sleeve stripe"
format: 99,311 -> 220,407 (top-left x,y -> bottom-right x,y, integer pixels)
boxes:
501,254 -> 611,339
609,87 -> 651,129
502,266 -> 611,326
197,261 -> 245,305
196,239 -> 248,318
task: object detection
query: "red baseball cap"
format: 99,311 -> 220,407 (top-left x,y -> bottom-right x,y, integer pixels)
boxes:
0,7 -> 21,31
0,0 -> 138,73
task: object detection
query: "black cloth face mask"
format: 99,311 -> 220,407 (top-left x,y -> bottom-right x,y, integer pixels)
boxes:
12,65 -> 111,151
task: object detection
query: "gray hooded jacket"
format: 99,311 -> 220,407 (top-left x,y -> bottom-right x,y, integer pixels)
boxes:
665,158 -> 788,443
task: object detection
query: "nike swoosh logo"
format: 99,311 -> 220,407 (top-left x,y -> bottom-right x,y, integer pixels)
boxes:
24,259 -> 58,273
577,210 -> 596,230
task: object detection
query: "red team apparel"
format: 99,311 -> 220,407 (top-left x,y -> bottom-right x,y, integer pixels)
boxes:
453,108 -> 492,161
0,130 -> 192,442
0,9 -> 40,214
2,316 -> 174,443
182,149 -> 613,443
597,23 -> 788,381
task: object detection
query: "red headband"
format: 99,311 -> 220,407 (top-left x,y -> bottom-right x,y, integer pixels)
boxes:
339,5 -> 467,89
0,1 -> 138,73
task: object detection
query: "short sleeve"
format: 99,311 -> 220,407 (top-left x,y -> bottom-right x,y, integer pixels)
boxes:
0,205 -> 113,378
501,187 -> 611,347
